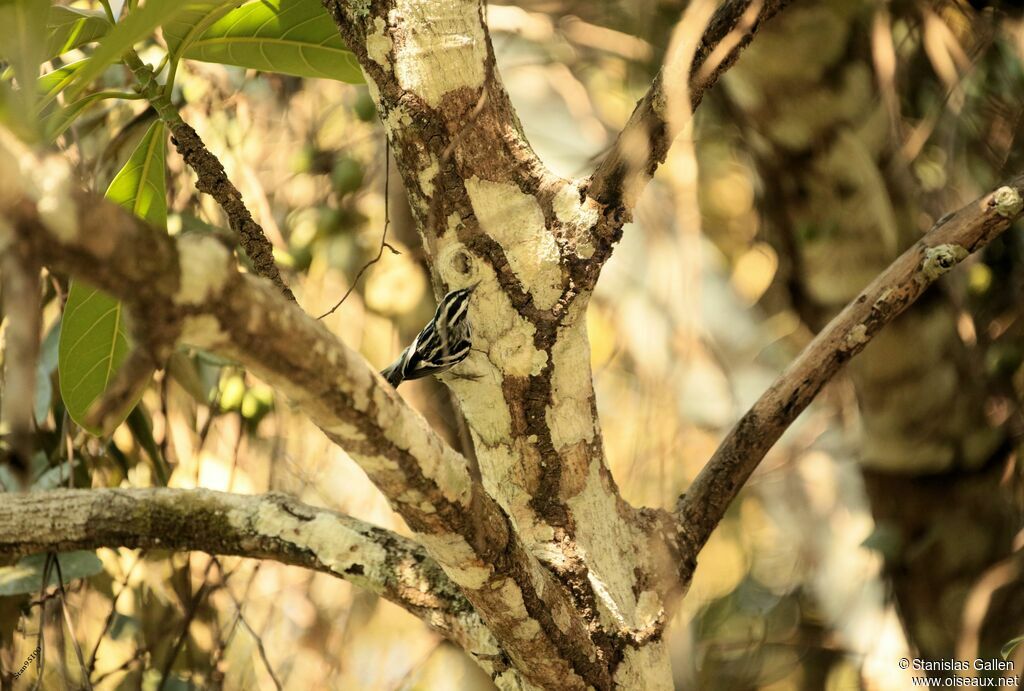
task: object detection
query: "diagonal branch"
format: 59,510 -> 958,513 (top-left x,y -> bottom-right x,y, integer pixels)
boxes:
0,132 -> 607,691
587,0 -> 791,226
123,52 -> 296,302
0,488 -> 502,666
674,182 -> 1024,579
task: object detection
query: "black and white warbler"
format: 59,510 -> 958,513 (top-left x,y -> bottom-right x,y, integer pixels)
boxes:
381,286 -> 474,387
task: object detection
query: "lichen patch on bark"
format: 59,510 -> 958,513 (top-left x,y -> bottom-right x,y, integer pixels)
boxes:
365,16 -> 393,66
174,234 -> 231,305
390,0 -> 487,107
843,323 -> 869,350
180,315 -> 228,349
546,322 -> 598,449
417,156 -> 440,198
252,501 -> 386,576
992,185 -> 1023,217
920,243 -> 968,282
417,531 -> 493,589
553,181 -> 601,258
464,176 -> 563,310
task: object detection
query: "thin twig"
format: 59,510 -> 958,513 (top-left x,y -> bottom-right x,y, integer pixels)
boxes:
208,561 -> 260,678
30,554 -> 54,691
318,139 -> 399,319
234,607 -> 282,691
156,558 -> 219,691
215,561 -> 281,691
87,553 -> 145,677
51,556 -> 93,690
205,557 -> 282,689
89,646 -> 149,686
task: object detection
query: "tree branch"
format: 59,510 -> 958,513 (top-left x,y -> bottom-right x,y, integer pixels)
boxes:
0,488 -> 506,666
675,182 -> 1024,577
123,52 -> 296,302
587,0 -> 791,226
0,132 -> 607,691
319,1 -> 677,674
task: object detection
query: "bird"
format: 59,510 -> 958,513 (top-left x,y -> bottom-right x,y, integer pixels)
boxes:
381,286 -> 475,387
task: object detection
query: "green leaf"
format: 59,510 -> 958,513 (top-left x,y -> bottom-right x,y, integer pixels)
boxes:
162,0 -> 239,58
175,0 -> 363,83
45,6 -> 110,61
0,0 -> 49,134
41,90 -> 110,141
37,58 -> 90,106
127,406 -> 170,486
1002,635 -> 1024,660
58,121 -> 166,432
34,321 -> 61,425
0,552 -> 104,596
67,0 -> 185,99
0,79 -> 36,141
104,119 -> 168,227
58,283 -> 134,432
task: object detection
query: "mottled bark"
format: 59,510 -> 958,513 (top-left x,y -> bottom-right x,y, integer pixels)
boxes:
0,134 -> 597,690
319,1 -> 700,684
720,0 -> 1023,658
0,488 -> 499,661
14,0 -> 1012,686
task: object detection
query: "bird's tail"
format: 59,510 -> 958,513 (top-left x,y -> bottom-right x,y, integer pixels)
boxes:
381,357 -> 405,387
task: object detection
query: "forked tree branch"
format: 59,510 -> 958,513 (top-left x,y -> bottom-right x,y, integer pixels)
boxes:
0,132 -> 606,691
587,0 -> 791,227
0,488 -> 505,662
675,182 -> 1024,576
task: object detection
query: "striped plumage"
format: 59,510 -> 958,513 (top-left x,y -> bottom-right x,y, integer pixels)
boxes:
381,286 -> 474,387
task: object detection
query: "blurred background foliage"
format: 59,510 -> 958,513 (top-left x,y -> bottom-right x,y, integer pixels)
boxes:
1,0 -> 1024,689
